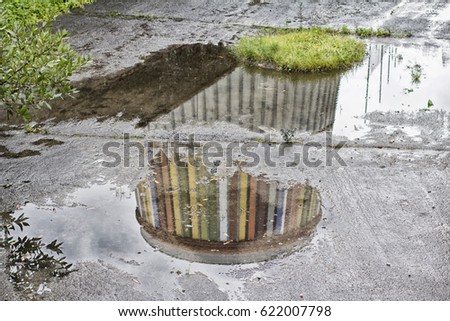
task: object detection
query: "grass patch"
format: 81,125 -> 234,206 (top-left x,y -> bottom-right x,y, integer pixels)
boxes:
353,26 -> 412,38
355,27 -> 391,38
233,27 -> 366,72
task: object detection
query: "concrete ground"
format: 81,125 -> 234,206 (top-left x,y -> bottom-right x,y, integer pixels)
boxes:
1,0 -> 449,301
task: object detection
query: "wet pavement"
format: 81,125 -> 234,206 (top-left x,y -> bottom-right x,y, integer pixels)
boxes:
1,0 -> 450,301
54,0 -> 450,81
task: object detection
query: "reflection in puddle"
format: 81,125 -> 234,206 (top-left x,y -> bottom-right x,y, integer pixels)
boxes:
7,42 -> 447,142
152,67 -> 341,133
135,150 -> 321,264
335,43 -> 450,138
0,212 -> 72,297
6,176 -> 319,297
147,42 -> 450,140
18,44 -> 237,125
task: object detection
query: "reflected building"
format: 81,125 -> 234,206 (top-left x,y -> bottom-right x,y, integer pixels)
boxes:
135,151 -> 321,264
152,67 -> 342,133
34,44 -> 237,125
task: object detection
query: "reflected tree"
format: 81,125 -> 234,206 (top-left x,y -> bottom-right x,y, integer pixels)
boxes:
0,212 -> 73,296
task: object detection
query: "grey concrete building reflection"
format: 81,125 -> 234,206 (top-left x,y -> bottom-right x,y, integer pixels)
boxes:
153,67 -> 342,133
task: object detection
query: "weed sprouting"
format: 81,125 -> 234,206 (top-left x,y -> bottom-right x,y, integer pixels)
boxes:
355,27 -> 392,38
419,99 -> 435,112
341,25 -> 351,35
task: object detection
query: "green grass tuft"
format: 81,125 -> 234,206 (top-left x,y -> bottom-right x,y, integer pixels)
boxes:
233,28 -> 366,72
355,27 -> 392,38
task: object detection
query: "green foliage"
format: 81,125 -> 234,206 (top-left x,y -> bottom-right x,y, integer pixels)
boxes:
1,23 -> 90,120
1,0 -> 92,120
261,25 -> 410,39
340,25 -> 351,35
233,28 -> 366,72
2,0 -> 93,25
420,99 -> 434,112
1,211 -> 73,295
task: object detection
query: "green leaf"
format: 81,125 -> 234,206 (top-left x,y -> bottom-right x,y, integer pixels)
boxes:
1,0 -> 92,121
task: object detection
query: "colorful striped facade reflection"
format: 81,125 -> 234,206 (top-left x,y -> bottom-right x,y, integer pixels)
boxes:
135,153 -> 321,243
152,67 -> 341,133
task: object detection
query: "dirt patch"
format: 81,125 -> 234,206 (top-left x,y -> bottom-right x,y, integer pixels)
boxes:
27,43 -> 237,127
32,139 -> 65,147
0,145 -> 41,159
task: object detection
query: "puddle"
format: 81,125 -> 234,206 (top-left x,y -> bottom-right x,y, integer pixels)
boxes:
2,43 -> 237,126
334,42 -> 450,138
147,42 -> 450,140
3,184 -> 188,299
0,212 -> 72,297
136,149 -> 321,264
3,152 -> 321,296
150,67 -> 341,134
3,42 -> 447,142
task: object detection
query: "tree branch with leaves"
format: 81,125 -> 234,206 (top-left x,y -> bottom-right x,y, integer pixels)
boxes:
0,0 -> 92,121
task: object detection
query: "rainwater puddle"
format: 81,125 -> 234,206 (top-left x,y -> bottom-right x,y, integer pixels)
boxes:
3,184 -> 246,299
136,148 -> 321,264
18,43 -> 237,126
149,42 -> 450,140
150,67 -> 342,134
335,42 -> 450,138
3,150 -> 321,296
15,42 -> 450,143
